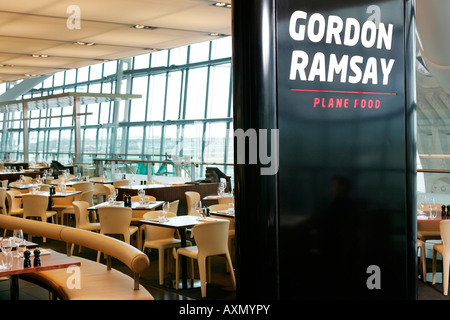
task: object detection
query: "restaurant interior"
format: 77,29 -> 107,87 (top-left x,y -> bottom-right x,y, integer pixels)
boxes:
0,0 -> 448,301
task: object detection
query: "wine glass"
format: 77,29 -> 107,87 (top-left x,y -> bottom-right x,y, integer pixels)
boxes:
113,189 -> 118,202
1,238 -> 13,269
13,229 -> 25,258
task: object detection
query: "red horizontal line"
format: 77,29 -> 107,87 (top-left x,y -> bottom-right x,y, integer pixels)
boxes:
290,88 -> 397,95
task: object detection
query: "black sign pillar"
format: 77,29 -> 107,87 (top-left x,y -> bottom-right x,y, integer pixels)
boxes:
232,0 -> 416,299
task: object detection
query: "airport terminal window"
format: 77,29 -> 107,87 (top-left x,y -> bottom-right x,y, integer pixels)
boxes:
0,36 -> 233,178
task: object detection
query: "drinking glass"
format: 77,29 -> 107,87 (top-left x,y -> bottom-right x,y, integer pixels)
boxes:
13,229 -> 25,258
114,189 -> 118,202
430,206 -> 438,219
1,238 -> 13,269
108,195 -> 115,205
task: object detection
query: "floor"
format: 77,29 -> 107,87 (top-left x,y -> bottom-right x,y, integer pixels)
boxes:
0,227 -> 237,301
0,226 -> 448,300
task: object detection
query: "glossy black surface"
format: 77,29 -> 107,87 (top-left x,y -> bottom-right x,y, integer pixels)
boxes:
232,0 -> 280,299
233,0 -> 416,299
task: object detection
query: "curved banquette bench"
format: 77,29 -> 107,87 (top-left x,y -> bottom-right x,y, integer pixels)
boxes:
0,214 -> 154,300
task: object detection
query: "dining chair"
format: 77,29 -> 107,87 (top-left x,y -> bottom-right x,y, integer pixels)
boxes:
52,186 -> 76,225
39,184 -> 51,191
208,203 -> 235,267
6,190 -> 24,217
185,191 -> 200,216
432,220 -> 450,295
0,187 -> 7,216
141,211 -> 191,285
70,201 -> 101,255
0,180 -> 7,188
131,195 -> 156,202
73,181 -> 94,192
113,179 -> 130,188
96,206 -> 138,262
417,239 -> 426,282
168,200 -> 179,214
22,194 -> 57,243
104,184 -> 115,198
92,181 -> 106,204
218,196 -> 234,205
175,219 -> 236,298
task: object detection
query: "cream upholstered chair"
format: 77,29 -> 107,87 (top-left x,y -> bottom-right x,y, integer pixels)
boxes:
175,219 -> 236,298
0,180 -> 7,188
104,184 -> 115,198
52,186 -> 76,225
39,184 -> 51,191
208,203 -> 235,267
185,192 -> 201,216
61,190 -> 95,225
96,206 -> 138,262
113,179 -> 130,188
22,176 -> 33,183
218,196 -> 234,205
433,220 -> 450,295
168,200 -> 179,214
417,239 -> 426,282
141,211 -> 191,285
131,195 -> 156,202
92,181 -> 106,204
0,187 -> 7,216
70,201 -> 101,255
22,194 -> 57,243
6,190 -> 24,217
73,181 -> 93,192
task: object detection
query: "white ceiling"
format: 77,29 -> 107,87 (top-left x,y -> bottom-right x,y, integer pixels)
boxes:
0,0 -> 231,82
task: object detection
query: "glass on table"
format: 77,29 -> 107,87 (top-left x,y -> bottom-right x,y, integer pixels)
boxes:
13,229 -> 24,258
108,195 -> 115,205
1,238 -> 13,269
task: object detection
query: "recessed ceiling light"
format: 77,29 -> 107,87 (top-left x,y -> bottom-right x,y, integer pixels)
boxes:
132,25 -> 156,30
74,41 -> 95,46
212,2 -> 230,8
31,54 -> 49,58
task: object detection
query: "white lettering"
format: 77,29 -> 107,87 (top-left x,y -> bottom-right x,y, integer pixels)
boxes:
380,58 -> 395,85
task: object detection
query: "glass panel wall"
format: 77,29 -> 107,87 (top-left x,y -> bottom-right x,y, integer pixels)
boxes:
0,37 -> 233,182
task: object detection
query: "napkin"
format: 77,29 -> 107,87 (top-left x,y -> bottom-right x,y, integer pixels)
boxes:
29,249 -> 52,256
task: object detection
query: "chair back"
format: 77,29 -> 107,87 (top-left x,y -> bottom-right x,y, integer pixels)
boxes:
131,195 -> 156,202
185,191 -> 200,216
75,190 -> 94,206
52,186 -> 76,206
73,201 -> 90,227
218,196 -> 234,205
0,180 -> 7,188
22,194 -> 49,220
113,179 -> 130,188
208,204 -> 232,212
22,176 -> 33,183
192,220 -> 230,256
73,182 -> 93,192
104,184 -> 115,197
142,211 -> 177,240
440,220 -> 450,252
93,182 -> 106,195
7,190 -> 22,214
168,200 -> 179,214
98,206 -> 132,235
0,188 -> 7,215
39,184 -> 51,191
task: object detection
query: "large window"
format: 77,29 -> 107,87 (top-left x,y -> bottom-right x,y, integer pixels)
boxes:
0,37 -> 234,178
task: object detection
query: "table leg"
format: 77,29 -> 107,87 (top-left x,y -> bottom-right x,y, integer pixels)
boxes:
10,275 -> 19,300
178,228 -> 188,290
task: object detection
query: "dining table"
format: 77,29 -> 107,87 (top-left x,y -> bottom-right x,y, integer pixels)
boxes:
15,190 -> 82,211
87,200 -> 165,222
139,215 -> 221,290
0,248 -> 81,300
